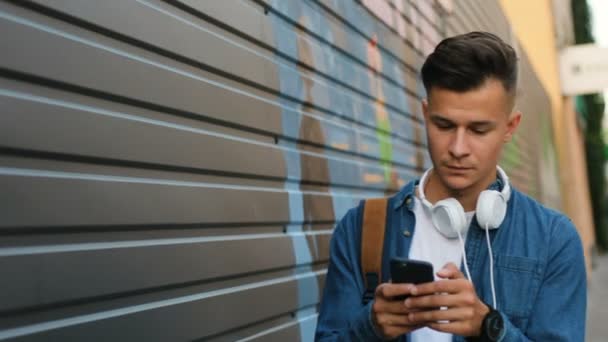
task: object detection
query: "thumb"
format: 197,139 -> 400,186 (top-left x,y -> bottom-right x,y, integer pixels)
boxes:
437,262 -> 465,279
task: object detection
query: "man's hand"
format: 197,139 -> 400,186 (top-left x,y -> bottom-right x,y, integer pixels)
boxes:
371,283 -> 423,339
404,263 -> 490,337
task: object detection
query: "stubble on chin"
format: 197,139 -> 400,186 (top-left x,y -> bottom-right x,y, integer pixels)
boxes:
436,171 -> 474,199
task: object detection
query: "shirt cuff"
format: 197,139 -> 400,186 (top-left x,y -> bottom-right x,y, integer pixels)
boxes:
495,311 -> 509,342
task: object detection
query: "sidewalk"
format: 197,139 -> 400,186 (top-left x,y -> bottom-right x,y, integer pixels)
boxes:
587,253 -> 608,341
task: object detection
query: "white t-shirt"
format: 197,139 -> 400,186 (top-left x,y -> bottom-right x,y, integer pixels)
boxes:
409,195 -> 474,342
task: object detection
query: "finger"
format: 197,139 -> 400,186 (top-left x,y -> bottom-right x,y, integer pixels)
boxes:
373,297 -> 413,315
408,307 -> 475,325
410,279 -> 473,296
376,283 -> 414,299
405,291 -> 478,310
376,312 -> 418,327
374,313 -> 424,340
405,293 -> 455,310
437,262 -> 465,279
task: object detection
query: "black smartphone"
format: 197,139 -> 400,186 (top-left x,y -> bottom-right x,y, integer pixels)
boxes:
390,257 -> 434,300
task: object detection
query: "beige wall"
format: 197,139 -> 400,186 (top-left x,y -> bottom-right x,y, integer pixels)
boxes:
563,97 -> 596,273
499,0 -> 596,275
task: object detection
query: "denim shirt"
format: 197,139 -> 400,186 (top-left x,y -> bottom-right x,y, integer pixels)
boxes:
315,179 -> 587,341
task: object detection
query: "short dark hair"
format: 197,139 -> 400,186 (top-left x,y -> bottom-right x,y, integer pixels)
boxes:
421,31 -> 518,95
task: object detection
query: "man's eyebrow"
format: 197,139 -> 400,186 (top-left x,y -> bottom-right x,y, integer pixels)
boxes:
429,113 -> 496,127
469,121 -> 496,127
429,113 -> 453,122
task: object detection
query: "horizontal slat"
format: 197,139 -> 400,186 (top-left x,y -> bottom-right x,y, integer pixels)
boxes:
0,271 -> 325,341
0,87 -> 287,179
0,164 -> 389,228
0,231 -> 331,312
0,80 -> 422,189
0,168 -> 291,227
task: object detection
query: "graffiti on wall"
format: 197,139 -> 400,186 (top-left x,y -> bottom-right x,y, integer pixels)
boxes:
269,0 -> 433,336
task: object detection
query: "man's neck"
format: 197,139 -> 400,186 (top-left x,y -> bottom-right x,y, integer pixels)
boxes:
424,170 -> 496,212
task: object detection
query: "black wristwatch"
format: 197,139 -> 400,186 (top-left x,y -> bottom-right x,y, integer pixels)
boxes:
479,305 -> 505,342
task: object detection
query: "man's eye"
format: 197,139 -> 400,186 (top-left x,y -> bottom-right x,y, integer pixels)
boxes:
435,122 -> 453,130
471,128 -> 489,135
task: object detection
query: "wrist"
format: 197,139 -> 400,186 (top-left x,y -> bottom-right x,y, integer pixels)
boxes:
479,301 -> 491,321
473,300 -> 491,337
478,303 -> 505,342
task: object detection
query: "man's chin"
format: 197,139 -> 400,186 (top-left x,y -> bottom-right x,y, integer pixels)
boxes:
437,172 -> 475,193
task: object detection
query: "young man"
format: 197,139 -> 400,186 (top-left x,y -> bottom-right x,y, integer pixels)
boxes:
315,32 -> 586,341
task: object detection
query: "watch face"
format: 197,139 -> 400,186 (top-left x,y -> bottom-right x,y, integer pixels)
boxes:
485,311 -> 504,341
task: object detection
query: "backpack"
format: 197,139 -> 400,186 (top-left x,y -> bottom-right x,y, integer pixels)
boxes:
361,198 -> 389,304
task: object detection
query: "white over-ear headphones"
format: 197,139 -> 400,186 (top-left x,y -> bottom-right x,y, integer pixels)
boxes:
417,165 -> 511,310
418,165 -> 511,239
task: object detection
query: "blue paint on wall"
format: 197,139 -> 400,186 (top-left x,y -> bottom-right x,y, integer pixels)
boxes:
269,0 -> 430,339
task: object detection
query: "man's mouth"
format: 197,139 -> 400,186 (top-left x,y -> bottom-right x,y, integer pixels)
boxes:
445,165 -> 473,171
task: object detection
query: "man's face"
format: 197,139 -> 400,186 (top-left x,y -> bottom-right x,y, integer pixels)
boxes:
422,78 -> 521,194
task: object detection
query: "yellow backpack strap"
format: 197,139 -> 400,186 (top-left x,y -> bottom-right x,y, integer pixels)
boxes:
361,197 -> 388,304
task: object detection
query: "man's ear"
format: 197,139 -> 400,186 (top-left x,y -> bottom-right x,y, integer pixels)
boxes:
504,111 -> 522,142
422,99 -> 429,120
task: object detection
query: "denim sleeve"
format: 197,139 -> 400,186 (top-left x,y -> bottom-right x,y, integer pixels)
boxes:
499,216 -> 587,341
315,207 -> 385,341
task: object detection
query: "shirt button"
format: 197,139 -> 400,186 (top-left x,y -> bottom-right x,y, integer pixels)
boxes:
405,197 -> 412,206
403,229 -> 411,237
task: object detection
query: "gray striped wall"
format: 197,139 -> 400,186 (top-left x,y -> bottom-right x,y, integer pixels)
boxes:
0,0 -> 558,341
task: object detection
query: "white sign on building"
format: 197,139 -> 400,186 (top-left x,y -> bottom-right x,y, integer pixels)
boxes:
560,44 -> 608,95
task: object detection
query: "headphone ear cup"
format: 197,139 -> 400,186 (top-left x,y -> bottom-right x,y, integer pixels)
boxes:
431,198 -> 467,239
476,190 -> 507,229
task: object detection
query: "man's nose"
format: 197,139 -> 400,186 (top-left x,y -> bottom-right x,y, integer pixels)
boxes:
448,129 -> 471,158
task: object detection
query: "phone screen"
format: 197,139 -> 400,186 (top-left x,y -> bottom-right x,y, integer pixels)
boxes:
390,258 -> 434,299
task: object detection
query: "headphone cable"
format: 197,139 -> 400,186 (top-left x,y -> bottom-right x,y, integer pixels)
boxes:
457,229 -> 473,286
485,222 -> 497,310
